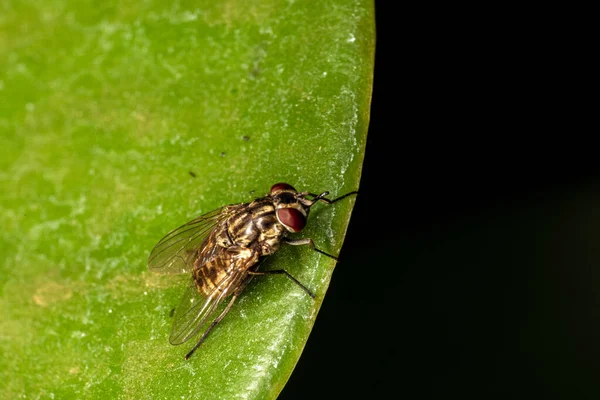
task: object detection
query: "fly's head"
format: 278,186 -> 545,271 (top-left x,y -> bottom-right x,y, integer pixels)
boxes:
270,183 -> 311,233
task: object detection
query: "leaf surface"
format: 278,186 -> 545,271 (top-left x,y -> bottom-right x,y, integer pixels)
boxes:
0,1 -> 374,398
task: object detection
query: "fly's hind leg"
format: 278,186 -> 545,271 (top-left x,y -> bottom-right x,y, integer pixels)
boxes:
185,292 -> 239,360
283,237 -> 338,261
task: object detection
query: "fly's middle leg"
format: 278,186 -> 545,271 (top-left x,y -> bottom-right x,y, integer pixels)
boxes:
248,269 -> 315,299
283,237 -> 338,261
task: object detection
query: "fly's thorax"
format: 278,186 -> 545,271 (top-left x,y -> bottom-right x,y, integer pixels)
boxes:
269,183 -> 310,233
226,203 -> 260,247
225,198 -> 286,253
248,198 -> 287,256
248,198 -> 277,231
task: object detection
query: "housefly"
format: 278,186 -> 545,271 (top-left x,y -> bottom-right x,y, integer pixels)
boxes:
148,182 -> 357,359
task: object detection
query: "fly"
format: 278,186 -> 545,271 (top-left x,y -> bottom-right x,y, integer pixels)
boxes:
148,182 -> 357,359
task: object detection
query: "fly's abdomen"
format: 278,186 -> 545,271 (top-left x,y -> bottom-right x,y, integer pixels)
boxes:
193,245 -> 258,297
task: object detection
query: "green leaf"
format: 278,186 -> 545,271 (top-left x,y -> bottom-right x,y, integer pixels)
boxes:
0,0 -> 374,398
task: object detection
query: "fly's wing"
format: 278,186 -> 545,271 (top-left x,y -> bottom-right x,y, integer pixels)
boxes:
169,279 -> 231,345
169,248 -> 257,345
148,207 -> 230,275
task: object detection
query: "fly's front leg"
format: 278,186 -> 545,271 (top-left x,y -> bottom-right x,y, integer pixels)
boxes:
283,237 -> 338,261
312,190 -> 359,205
297,190 -> 359,208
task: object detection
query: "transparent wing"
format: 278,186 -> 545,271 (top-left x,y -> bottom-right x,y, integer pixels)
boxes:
148,207 -> 229,275
169,264 -> 249,345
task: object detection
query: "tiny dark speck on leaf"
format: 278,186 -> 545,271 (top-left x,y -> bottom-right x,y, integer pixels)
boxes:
169,308 -> 175,318
249,189 -> 255,195
189,171 -> 197,178
220,152 -> 226,157
243,135 -> 250,141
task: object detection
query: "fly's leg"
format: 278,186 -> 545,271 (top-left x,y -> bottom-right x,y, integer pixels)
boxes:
289,190 -> 357,260
184,293 -> 239,360
310,190 -> 358,205
249,270 -> 315,299
297,190 -> 358,208
283,237 -> 338,261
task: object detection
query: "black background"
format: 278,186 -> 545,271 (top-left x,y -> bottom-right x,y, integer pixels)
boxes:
280,2 -> 598,400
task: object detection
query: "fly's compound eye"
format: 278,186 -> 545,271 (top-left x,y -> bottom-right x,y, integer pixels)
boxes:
276,208 -> 306,232
270,182 -> 297,195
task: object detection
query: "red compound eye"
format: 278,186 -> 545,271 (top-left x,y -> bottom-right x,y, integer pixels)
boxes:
276,208 -> 306,232
270,182 -> 296,195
